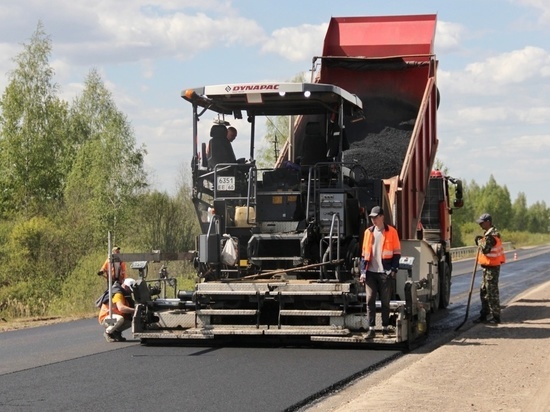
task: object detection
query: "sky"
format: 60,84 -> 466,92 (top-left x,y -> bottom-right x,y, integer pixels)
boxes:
0,0 -> 549,206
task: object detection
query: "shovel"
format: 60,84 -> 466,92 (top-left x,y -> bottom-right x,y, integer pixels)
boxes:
455,248 -> 481,331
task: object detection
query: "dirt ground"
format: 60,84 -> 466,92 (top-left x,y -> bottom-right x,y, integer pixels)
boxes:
0,315 -> 92,332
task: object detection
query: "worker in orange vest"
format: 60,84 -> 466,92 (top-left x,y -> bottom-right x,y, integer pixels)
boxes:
474,213 -> 506,324
360,206 -> 401,339
98,278 -> 136,342
98,246 -> 127,284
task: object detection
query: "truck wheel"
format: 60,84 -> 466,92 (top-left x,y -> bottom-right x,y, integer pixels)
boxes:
438,261 -> 451,309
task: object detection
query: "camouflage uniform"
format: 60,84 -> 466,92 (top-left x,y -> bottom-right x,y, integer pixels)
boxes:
477,226 -> 501,319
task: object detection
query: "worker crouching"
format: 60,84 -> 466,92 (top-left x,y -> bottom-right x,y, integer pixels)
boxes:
98,278 -> 136,342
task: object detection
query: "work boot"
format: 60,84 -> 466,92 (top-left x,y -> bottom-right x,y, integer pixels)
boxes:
366,328 -> 375,339
487,316 -> 501,325
473,315 -> 487,324
103,331 -> 116,343
111,330 -> 127,342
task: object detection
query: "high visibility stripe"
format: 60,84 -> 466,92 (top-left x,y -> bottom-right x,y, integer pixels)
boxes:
382,250 -> 399,258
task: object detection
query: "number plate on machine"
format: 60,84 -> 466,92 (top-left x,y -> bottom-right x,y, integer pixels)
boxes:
217,176 -> 235,191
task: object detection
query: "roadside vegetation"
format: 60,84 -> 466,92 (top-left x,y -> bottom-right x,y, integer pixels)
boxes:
1,24 -> 549,323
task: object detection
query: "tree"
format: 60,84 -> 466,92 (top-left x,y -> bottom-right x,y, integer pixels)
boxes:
128,187 -> 199,253
63,69 -> 148,250
476,175 -> 513,230
526,201 -> 549,234
451,180 -> 479,227
433,159 -> 447,173
0,22 -> 69,217
511,192 -> 528,231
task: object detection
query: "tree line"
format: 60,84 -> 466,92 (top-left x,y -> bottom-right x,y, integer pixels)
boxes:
450,176 -> 549,247
0,24 -> 199,319
0,24 -> 548,320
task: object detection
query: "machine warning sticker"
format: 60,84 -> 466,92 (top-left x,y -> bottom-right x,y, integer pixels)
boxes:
217,176 -> 235,191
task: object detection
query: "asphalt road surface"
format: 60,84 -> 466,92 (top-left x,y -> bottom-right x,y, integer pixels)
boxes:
1,245 -> 548,412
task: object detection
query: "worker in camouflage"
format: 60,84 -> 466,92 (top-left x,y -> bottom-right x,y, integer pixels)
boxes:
474,213 -> 506,324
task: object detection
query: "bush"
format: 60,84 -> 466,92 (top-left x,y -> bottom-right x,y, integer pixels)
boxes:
0,217 -> 75,319
0,280 -> 51,319
48,250 -> 107,316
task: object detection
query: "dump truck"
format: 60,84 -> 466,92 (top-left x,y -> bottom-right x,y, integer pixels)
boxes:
131,14 -> 463,347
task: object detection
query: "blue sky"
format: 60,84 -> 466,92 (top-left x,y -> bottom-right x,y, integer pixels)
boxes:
1,1 -> 549,206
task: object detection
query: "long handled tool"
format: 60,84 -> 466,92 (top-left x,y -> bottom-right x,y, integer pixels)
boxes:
455,248 -> 481,331
234,259 -> 344,281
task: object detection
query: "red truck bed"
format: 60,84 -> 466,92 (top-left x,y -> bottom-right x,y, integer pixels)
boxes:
318,14 -> 439,240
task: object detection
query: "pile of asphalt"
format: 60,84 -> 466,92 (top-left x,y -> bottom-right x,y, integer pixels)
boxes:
342,98 -> 417,179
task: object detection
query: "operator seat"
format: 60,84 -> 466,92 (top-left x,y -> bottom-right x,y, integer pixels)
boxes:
207,124 -> 237,169
301,121 -> 328,166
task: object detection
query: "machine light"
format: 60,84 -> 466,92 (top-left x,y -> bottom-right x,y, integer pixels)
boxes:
184,89 -> 197,99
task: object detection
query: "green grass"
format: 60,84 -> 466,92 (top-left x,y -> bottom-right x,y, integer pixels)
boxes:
0,259 -> 198,321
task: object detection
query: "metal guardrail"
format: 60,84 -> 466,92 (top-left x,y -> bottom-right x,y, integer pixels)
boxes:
450,242 -> 514,261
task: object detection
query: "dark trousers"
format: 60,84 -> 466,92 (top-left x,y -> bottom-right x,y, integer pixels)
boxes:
365,271 -> 392,328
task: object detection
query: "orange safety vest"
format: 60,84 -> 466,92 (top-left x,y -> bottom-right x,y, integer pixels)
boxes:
100,259 -> 127,283
361,224 -> 401,271
477,235 -> 506,267
98,291 -> 131,323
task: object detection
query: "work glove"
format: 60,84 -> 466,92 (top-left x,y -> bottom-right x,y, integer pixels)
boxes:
474,235 -> 482,246
386,269 -> 397,278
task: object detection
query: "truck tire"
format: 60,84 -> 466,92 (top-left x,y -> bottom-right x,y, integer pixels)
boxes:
438,261 -> 451,309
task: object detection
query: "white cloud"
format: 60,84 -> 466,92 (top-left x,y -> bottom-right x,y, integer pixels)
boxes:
56,11 -> 265,65
507,133 -> 550,152
261,23 -> 328,62
466,46 -> 549,84
517,106 -> 550,124
457,106 -> 510,123
513,0 -> 550,25
435,20 -> 464,53
0,1 -> 266,67
439,46 -> 550,96
450,136 -> 467,149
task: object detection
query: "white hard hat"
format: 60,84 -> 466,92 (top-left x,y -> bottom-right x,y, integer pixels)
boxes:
123,278 -> 136,291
